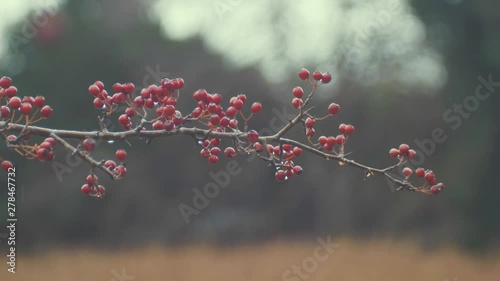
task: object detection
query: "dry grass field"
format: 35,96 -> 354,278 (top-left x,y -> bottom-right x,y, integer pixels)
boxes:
3,238 -> 499,281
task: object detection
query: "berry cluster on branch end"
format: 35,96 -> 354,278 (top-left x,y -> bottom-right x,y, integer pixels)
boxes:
0,68 -> 445,199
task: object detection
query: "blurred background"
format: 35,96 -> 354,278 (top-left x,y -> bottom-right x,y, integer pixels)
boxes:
0,0 -> 499,280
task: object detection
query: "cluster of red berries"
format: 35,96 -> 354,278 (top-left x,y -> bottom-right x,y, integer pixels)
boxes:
401,166 -> 445,195
275,162 -> 303,181
298,68 -> 332,83
389,144 -> 444,194
389,144 -> 416,159
89,78 -> 186,131
315,123 -> 354,152
291,70 -> 333,110
268,144 -> 303,181
0,76 -> 53,119
80,174 -> 105,198
0,76 -> 55,169
80,149 -> 128,198
33,137 -> 56,161
199,138 -> 223,164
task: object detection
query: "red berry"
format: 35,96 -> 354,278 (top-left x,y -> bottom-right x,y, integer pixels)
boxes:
36,148 -> 49,160
233,99 -> 244,110
305,128 -> 315,138
94,81 -> 105,91
207,103 -> 219,114
104,160 -> 116,170
175,78 -> 185,89
389,148 -> 399,158
5,86 -> 18,98
86,175 -> 98,185
1,106 -> 10,118
425,172 -> 436,184
22,96 -> 35,105
305,117 -> 316,128
93,98 -> 104,108
20,102 -> 32,115
336,135 -> 346,144
210,114 -> 220,125
251,102 -> 262,113
163,105 -> 176,117
434,183 -> 445,191
318,136 -> 327,145
125,107 -> 135,117
140,88 -> 151,99
200,148 -> 210,158
326,136 -> 336,146
133,96 -> 144,107
292,98 -> 303,109
81,184 -> 91,195
298,68 -> 310,80
399,144 -> 410,154
226,106 -> 238,117
224,147 -> 237,158
275,170 -> 286,181
211,93 -> 222,104
430,186 -> 440,195
210,147 -> 221,156
292,87 -> 304,98
2,160 -> 13,172
8,97 -> 21,109
208,155 -> 219,164
98,185 -> 106,195
273,146 -> 281,155
116,149 -> 127,161
402,167 -> 413,177
123,83 -> 135,93
408,149 -> 416,159
118,114 -> 131,125
237,94 -> 247,104
144,99 -> 154,108
42,137 -> 55,147
82,138 -> 96,152
254,142 -> 264,152
322,73 -> 332,83
164,120 -> 175,131
415,168 -> 425,178
45,151 -> 54,161
0,76 -> 12,88
229,119 -> 238,129
88,84 -> 100,97
293,166 -> 303,175
344,124 -> 354,135
115,165 -> 127,177
220,116 -> 230,127
193,89 -> 208,101
312,71 -> 323,81
292,147 -> 302,156
338,123 -> 346,133
34,96 -> 45,108
328,103 -> 340,115
152,120 -> 164,130
246,130 -> 259,143
41,105 -> 53,118
38,141 -> 52,150
282,144 -> 292,151
113,83 -> 124,92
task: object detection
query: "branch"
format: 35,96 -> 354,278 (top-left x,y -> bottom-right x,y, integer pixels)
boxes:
0,70 -> 444,198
